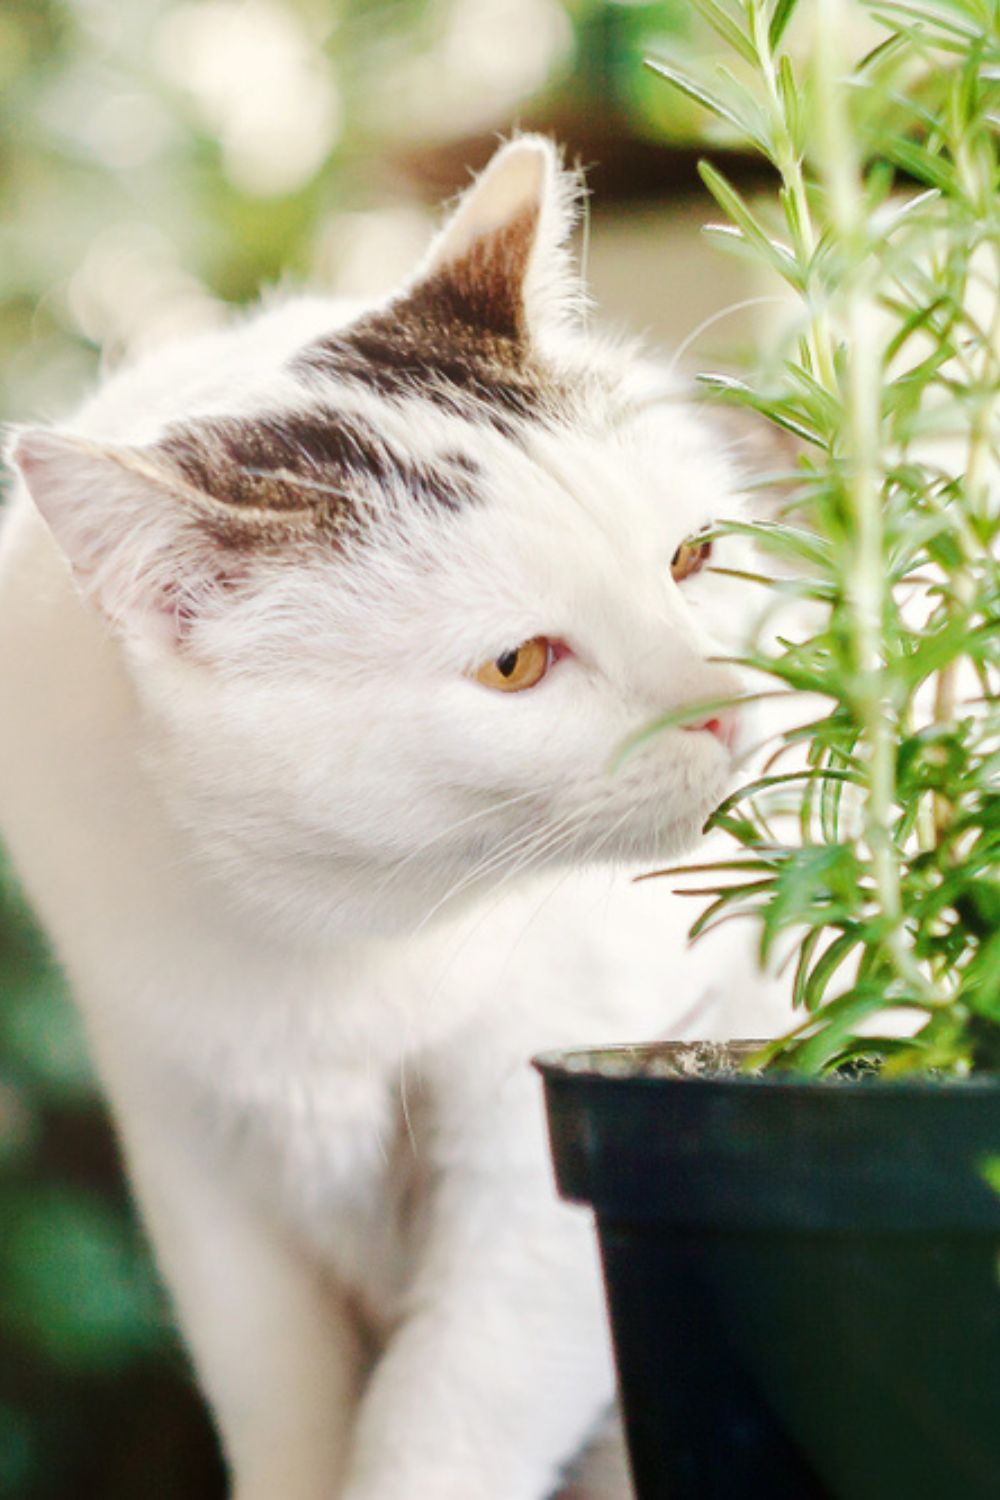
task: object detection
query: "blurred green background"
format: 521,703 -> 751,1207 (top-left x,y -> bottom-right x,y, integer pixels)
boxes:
0,2 -> 752,1495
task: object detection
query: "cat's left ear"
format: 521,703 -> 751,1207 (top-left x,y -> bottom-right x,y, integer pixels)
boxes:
400,135 -> 583,345
8,427 -> 248,649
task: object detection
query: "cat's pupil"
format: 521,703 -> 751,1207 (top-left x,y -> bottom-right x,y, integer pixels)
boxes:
497,650 -> 519,678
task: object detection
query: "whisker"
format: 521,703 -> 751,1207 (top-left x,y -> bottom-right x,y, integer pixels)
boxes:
398,1048 -> 417,1158
367,787 -> 542,905
415,787 -> 622,928
488,805 -> 637,984
418,801 -> 614,1007
410,804 -> 581,936
666,295 -> 791,381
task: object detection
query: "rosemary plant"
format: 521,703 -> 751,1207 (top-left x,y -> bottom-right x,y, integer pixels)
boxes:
648,0 -> 1000,1074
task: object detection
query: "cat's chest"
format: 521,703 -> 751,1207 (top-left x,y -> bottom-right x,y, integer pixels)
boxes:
191,980 -> 408,1182
162,1012 -> 412,1328
232,1061 -> 427,1334
161,950 -> 442,1320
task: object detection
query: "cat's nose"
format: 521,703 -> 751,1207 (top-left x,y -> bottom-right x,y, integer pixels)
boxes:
684,709 -> 740,751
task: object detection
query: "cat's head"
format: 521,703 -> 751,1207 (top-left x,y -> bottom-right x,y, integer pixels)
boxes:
10,137 -> 759,938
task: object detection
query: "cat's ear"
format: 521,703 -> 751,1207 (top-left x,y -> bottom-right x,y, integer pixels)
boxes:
8,427 -> 245,648
401,135 -> 582,344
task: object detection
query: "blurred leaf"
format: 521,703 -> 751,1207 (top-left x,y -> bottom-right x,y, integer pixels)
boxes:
646,56 -> 770,150
769,0 -> 801,52
0,1188 -> 166,1374
0,1404 -> 35,1500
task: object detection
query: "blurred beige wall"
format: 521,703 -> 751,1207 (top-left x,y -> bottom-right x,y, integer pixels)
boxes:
584,198 -> 769,365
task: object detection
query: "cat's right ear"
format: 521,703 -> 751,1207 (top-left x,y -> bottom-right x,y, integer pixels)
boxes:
8,427 -> 243,648
399,135 -> 584,345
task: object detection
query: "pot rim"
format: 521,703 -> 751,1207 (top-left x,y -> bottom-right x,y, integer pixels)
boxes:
533,1040 -> 1000,1093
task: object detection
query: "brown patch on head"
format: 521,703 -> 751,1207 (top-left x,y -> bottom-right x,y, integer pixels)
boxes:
293,324 -> 550,433
155,407 -> 481,552
292,206 -> 574,432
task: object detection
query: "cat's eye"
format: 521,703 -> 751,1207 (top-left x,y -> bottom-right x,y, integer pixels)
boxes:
472,637 -> 551,692
671,534 -> 713,583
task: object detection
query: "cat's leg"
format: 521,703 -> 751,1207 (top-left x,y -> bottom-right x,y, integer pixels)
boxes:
104,1072 -> 366,1500
340,1177 -> 612,1500
339,1072 -> 616,1500
553,1408 -> 633,1500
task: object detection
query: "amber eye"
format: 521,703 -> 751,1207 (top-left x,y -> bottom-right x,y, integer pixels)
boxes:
671,535 -> 713,583
472,637 -> 550,692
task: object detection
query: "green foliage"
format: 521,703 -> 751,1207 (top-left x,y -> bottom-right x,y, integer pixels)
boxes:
982,1153 -> 1000,1193
1,1187 -> 165,1373
650,0 -> 1000,1075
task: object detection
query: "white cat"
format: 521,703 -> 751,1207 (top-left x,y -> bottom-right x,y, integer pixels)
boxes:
0,138 -> 788,1499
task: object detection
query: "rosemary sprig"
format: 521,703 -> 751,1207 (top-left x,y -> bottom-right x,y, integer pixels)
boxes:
649,0 -> 1000,1074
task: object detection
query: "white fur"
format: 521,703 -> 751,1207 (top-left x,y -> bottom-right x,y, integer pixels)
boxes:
0,139 -> 791,1499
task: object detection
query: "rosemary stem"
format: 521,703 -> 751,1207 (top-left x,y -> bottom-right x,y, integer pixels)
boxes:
814,0 -> 941,1003
750,4 -> 838,391
931,137 -> 1000,833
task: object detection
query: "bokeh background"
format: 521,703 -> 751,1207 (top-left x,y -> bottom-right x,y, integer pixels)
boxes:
0,3 -> 782,1495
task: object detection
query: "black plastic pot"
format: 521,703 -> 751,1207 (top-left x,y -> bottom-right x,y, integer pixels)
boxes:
535,1043 -> 1000,1500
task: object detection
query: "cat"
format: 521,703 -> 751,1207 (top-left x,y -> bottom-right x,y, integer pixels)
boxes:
0,136 -> 789,1499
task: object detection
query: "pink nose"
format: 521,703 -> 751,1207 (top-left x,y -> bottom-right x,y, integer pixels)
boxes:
686,711 -> 740,750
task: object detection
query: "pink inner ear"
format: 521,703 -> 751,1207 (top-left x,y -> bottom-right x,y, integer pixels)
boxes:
168,585 -> 199,638
159,569 -> 247,648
